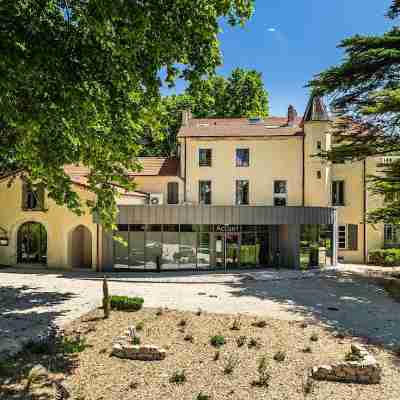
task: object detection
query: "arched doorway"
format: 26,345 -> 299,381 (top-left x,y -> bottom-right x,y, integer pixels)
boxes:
17,222 -> 47,264
70,225 -> 92,269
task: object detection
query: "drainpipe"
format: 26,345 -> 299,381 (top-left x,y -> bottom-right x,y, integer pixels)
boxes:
96,224 -> 100,272
184,137 -> 187,202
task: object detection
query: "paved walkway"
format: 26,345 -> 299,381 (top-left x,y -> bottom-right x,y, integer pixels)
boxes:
1,265 -> 400,357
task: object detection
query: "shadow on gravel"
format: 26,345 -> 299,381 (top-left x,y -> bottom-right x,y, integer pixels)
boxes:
226,271 -> 400,351
0,285 -> 77,360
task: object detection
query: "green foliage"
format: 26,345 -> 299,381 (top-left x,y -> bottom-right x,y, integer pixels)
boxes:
369,249 -> 400,266
110,296 -> 144,311
210,335 -> 226,348
0,0 -> 254,230
24,340 -> 50,355
61,335 -> 88,354
170,369 -> 186,384
309,3 -> 400,225
132,336 -> 141,345
0,359 -> 15,376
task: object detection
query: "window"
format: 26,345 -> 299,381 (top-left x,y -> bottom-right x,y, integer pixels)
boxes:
235,180 -> 249,205
22,183 -> 44,211
338,225 -> 347,249
199,149 -> 212,167
317,170 -> 322,179
273,180 -> 287,206
167,182 -> 179,204
338,224 -> 358,250
236,148 -> 249,167
316,140 -> 322,151
199,181 -> 212,205
332,181 -> 345,206
385,192 -> 400,203
384,224 -> 400,243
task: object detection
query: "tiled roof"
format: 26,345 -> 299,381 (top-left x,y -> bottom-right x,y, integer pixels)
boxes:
178,117 -> 304,138
128,158 -> 180,176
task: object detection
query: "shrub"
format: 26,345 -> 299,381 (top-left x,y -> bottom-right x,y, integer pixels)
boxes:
110,296 -> 144,311
196,392 -> 211,400
252,356 -> 270,387
344,350 -> 362,362
170,370 -> 186,384
252,320 -> 267,328
369,248 -> 400,266
136,322 -> 144,331
273,351 -> 286,362
61,335 -> 88,354
248,337 -> 261,349
0,359 -> 15,376
236,336 -> 247,347
178,318 -> 187,327
210,335 -> 226,348
231,316 -> 241,331
184,334 -> 194,343
302,346 -> 312,354
24,340 -> 50,355
132,336 -> 141,345
224,354 -> 239,375
310,333 -> 319,342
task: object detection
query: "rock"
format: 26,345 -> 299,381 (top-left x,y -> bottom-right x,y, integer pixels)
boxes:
311,344 -> 381,384
112,343 -> 166,361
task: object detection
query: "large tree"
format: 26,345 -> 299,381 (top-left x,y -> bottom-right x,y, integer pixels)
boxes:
0,0 -> 254,230
309,0 -> 400,224
144,68 -> 269,157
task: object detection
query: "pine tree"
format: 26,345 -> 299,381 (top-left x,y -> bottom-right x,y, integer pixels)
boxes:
309,0 -> 400,224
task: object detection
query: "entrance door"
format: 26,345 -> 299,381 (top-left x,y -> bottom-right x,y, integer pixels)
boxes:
17,222 -> 47,264
226,233 -> 240,269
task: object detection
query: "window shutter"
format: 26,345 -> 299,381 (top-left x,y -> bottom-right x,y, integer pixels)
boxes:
167,182 -> 179,204
339,181 -> 345,205
347,224 -> 358,250
37,186 -> 45,210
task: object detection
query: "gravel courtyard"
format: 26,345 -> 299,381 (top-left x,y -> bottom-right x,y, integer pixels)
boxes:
1,266 -> 400,357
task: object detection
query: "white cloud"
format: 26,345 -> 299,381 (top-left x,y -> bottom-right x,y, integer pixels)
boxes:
267,27 -> 276,32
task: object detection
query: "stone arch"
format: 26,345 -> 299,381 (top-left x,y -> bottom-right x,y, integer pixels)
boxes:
69,225 -> 92,268
17,221 -> 47,264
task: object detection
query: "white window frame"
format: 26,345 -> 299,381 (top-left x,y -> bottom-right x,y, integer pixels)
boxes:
338,225 -> 347,250
235,179 -> 250,205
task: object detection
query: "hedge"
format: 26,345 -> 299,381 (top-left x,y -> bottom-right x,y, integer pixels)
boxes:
110,295 -> 144,311
369,248 -> 400,267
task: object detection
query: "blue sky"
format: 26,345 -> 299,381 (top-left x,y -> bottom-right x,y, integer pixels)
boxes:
164,0 -> 395,117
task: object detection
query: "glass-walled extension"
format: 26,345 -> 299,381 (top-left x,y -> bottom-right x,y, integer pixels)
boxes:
300,225 -> 333,269
113,224 -> 274,271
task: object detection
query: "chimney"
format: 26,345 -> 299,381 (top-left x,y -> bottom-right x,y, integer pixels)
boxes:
287,105 -> 297,126
181,109 -> 192,127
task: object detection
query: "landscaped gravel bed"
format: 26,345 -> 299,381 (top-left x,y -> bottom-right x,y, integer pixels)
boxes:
63,307 -> 400,400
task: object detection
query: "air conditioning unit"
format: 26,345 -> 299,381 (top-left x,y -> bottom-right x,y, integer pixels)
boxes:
149,193 -> 164,205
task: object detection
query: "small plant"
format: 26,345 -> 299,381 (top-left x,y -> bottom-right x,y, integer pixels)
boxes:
102,276 -> 110,319
196,392 -> 211,400
184,334 -> 194,343
170,369 -> 186,384
236,336 -> 247,347
273,350 -> 286,362
302,373 -> 314,396
110,295 -> 144,311
302,346 -> 312,354
132,336 -> 141,345
224,354 -> 239,375
248,337 -> 261,349
252,356 -> 270,387
178,318 -> 187,327
136,322 -> 144,331
61,335 -> 88,354
300,321 -> 308,329
196,308 -> 202,316
252,320 -> 267,328
0,359 -> 15,377
231,316 -> 241,331
336,331 -> 346,339
156,307 -> 164,316
344,350 -> 362,362
24,340 -> 50,355
210,335 -> 226,348
310,333 -> 319,342
129,381 -> 139,390
213,351 -> 220,361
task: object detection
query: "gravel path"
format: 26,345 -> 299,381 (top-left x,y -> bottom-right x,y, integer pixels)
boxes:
1,266 -> 400,357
